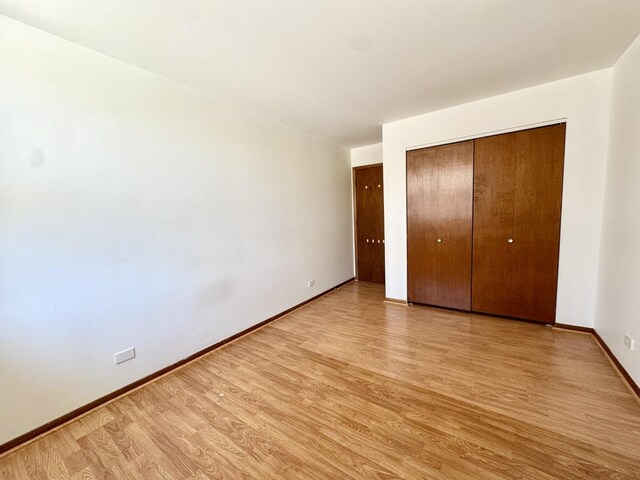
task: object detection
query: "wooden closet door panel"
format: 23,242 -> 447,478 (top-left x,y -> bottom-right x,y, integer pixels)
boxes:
407,141 -> 473,310
472,124 -> 565,323
471,136 -> 517,318
355,165 -> 385,284
407,149 -> 439,304
436,141 -> 474,310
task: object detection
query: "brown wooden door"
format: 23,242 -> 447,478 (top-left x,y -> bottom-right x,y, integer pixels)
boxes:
355,165 -> 385,284
472,124 -> 565,323
407,141 -> 474,310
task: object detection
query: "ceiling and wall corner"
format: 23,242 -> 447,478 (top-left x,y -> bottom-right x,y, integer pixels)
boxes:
1,1 -> 640,147
351,143 -> 382,168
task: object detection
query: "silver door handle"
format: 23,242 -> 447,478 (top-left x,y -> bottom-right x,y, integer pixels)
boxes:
507,238 -> 514,244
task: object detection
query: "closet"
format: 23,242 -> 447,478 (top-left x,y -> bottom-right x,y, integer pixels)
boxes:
406,123 -> 566,324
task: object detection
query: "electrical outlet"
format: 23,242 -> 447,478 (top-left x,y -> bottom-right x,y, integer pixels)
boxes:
307,279 -> 315,288
114,347 -> 136,364
624,334 -> 635,351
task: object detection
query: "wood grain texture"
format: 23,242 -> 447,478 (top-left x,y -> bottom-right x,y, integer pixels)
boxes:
354,165 -> 385,284
473,124 -> 566,323
407,141 -> 474,309
2,281 -> 640,479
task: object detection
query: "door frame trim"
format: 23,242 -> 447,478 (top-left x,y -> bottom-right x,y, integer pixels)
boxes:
352,163 -> 383,281
404,118 -> 567,153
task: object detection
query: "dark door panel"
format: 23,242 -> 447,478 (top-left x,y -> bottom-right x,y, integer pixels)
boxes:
355,165 -> 385,284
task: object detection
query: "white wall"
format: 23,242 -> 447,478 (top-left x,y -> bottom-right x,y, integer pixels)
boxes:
382,69 -> 613,327
595,35 -> 640,385
0,16 -> 353,444
351,143 -> 382,167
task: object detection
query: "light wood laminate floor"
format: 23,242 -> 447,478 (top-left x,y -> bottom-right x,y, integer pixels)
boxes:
2,281 -> 640,479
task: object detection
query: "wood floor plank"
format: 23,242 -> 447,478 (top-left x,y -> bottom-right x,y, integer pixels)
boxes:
1,281 -> 640,479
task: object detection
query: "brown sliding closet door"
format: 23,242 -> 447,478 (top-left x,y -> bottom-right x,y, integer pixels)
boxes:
407,141 -> 474,310
472,124 -> 566,323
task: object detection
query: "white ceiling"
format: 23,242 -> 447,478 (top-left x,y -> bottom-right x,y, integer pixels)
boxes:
2,1 -> 640,147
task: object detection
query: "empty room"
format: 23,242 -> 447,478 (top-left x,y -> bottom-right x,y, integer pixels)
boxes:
2,1 -> 640,478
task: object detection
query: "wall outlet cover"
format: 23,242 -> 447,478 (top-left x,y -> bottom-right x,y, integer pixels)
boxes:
114,347 -> 136,364
624,334 -> 634,351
